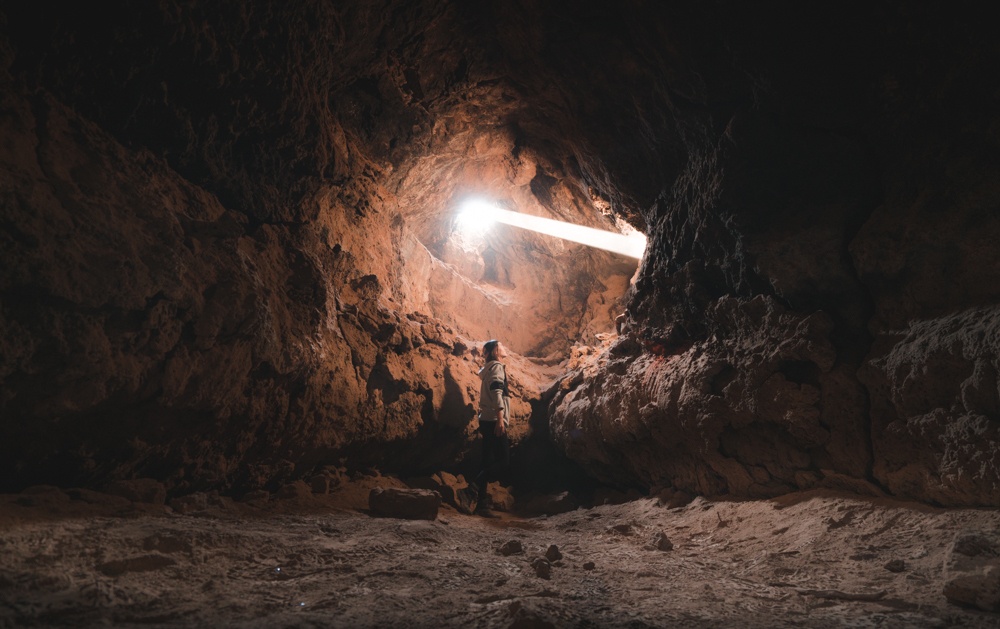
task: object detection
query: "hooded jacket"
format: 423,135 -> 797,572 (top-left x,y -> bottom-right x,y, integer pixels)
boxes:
478,360 -> 510,427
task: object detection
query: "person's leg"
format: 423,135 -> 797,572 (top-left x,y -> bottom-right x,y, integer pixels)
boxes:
459,422 -> 494,514
475,423 -> 502,516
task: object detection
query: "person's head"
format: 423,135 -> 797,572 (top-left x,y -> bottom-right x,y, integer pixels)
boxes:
483,339 -> 506,362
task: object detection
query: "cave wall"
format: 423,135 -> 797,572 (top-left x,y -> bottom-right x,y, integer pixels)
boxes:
2,1 -> 999,506
534,3 -> 1000,506
0,2 -> 482,492
0,1 -> 627,492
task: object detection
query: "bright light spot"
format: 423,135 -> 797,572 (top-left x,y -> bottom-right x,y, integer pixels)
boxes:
455,199 -> 498,237
455,199 -> 646,259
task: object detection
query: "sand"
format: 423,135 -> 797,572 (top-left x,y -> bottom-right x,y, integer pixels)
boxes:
2,481 -> 999,628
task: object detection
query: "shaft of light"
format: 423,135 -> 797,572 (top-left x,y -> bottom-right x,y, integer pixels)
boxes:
458,201 -> 646,259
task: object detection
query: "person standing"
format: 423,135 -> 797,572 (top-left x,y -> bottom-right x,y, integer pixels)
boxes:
459,339 -> 510,517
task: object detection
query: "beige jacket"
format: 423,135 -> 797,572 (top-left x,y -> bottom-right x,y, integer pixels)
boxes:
478,360 -> 510,427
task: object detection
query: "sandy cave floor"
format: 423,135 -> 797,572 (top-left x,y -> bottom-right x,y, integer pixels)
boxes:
1,482 -> 999,628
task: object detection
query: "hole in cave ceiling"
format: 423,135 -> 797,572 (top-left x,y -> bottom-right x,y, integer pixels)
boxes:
391,130 -> 646,360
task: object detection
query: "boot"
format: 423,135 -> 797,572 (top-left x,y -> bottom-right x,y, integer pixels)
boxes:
474,492 -> 499,518
455,485 -> 478,515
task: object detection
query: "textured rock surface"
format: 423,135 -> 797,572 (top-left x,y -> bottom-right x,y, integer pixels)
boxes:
1,2 -> 999,508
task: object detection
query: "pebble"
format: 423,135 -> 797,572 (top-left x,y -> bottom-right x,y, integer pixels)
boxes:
652,531 -> 673,551
583,561 -> 595,570
499,540 -> 524,556
545,545 -> 562,562
531,557 -> 552,579
884,559 -> 906,573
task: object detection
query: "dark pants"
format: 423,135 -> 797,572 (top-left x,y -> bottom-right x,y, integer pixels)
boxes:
474,421 -> 509,495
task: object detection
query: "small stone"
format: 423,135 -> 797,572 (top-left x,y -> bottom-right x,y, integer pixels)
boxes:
652,531 -> 673,551
884,559 -> 906,573
499,540 -> 524,556
368,487 -> 440,520
582,561 -> 595,570
545,545 -> 562,562
531,557 -> 551,579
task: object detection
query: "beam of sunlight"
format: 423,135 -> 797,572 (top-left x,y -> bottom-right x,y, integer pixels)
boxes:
457,199 -> 646,259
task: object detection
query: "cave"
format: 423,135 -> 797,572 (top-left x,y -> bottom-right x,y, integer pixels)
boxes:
2,2 -> 1000,626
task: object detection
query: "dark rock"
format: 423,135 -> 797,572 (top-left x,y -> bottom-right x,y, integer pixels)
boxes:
582,561 -> 595,571
406,471 -> 468,509
545,545 -> 562,562
652,531 -> 673,551
531,557 -> 552,580
498,540 -> 524,556
368,487 -> 440,520
884,559 -> 905,573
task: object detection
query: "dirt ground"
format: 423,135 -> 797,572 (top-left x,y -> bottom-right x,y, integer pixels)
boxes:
1,480 -> 999,628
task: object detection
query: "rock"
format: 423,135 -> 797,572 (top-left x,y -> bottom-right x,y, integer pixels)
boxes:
884,559 -> 905,573
498,540 -> 524,556
943,531 -> 1000,612
582,561 -> 595,570
105,479 -> 167,505
277,481 -> 313,500
652,531 -> 673,551
406,471 -> 467,508
368,487 -> 440,520
487,482 -> 515,512
860,308 -> 1000,506
545,545 -> 562,562
531,557 -> 551,579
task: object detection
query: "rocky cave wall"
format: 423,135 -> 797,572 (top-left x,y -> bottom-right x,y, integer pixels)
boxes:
0,1 -> 631,493
1,2 -> 999,507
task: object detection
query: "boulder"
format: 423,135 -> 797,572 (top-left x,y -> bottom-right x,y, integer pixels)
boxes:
943,531 -> 1000,612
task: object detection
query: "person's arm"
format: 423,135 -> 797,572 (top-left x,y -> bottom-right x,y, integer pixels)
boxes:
488,364 -> 506,432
